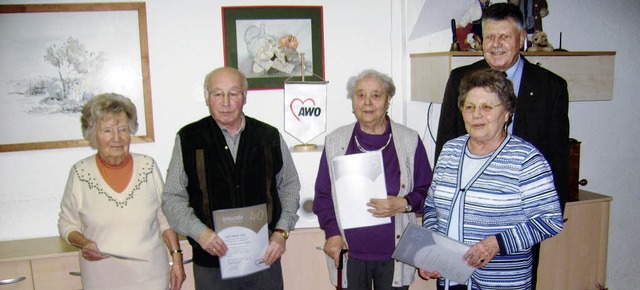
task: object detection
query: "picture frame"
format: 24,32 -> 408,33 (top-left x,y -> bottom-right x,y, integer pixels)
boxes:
222,6 -> 325,90
0,2 -> 153,152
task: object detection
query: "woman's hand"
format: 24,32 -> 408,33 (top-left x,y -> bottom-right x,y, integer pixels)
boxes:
367,195 -> 407,217
67,232 -> 108,261
418,269 -> 441,280
169,262 -> 186,290
323,235 -> 348,267
79,239 -> 108,261
463,235 -> 500,268
415,228 -> 442,281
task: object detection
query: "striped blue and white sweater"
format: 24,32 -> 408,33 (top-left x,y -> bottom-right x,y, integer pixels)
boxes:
423,134 -> 563,290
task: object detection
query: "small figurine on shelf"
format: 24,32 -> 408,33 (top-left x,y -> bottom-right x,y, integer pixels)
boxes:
456,0 -> 494,51
512,0 -> 550,47
512,0 -> 549,33
526,30 -> 554,52
465,32 -> 483,51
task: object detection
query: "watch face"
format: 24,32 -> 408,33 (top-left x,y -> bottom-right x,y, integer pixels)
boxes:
275,229 -> 289,239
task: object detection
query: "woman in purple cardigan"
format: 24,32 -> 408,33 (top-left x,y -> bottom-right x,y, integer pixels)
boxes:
313,69 -> 432,289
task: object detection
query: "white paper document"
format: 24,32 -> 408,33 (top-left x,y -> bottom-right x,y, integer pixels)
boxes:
392,223 -> 476,284
99,251 -> 148,262
213,204 -> 269,279
331,151 -> 391,229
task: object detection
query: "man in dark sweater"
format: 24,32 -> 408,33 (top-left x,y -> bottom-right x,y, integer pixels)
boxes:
162,67 -> 300,290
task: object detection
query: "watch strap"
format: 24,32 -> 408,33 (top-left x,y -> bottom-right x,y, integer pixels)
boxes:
404,197 -> 412,212
274,228 -> 289,239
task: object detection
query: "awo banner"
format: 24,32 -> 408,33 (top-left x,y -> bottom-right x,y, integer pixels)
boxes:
284,83 -> 327,144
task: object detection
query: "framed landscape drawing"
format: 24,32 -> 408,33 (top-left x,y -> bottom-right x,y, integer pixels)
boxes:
222,6 -> 325,90
0,2 -> 154,152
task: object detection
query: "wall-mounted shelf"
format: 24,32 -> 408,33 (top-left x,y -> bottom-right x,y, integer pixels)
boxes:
410,51 -> 616,103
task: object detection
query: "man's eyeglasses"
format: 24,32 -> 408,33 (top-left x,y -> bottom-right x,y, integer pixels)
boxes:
461,103 -> 503,114
483,34 -> 514,43
208,90 -> 244,100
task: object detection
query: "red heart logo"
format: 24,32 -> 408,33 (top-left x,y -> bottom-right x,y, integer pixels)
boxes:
289,98 -> 316,121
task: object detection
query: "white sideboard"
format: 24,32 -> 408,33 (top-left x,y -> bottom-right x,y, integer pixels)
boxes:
410,51 -> 616,103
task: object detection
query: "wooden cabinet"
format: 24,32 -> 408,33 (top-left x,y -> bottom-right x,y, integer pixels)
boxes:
1,190 -> 609,290
0,237 -> 81,290
410,51 -> 616,103
0,260 -> 33,290
176,229 -> 436,290
280,227 -> 436,290
537,190 -> 612,289
280,190 -> 610,290
30,255 -> 82,290
0,237 -> 194,290
282,228 -> 334,290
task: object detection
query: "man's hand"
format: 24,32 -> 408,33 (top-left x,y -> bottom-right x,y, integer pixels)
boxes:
263,232 -> 286,266
198,228 -> 228,257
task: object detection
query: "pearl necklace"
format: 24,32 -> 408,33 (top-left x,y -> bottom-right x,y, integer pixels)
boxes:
354,133 -> 393,153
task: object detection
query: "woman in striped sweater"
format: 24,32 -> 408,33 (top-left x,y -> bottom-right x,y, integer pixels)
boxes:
420,69 -> 563,290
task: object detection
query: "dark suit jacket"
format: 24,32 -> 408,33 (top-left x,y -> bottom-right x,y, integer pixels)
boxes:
434,55 -> 569,209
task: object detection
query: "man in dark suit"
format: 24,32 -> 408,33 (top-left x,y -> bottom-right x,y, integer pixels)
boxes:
434,3 -> 569,289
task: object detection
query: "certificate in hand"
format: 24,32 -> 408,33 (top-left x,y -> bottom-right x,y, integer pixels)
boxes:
392,223 -> 476,284
213,204 -> 269,279
99,251 -> 148,262
330,151 -> 391,229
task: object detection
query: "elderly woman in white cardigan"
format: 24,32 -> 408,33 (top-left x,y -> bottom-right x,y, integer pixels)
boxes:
58,93 -> 185,290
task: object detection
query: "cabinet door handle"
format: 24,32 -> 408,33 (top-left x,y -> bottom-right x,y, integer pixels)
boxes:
0,276 -> 26,285
69,271 -> 82,276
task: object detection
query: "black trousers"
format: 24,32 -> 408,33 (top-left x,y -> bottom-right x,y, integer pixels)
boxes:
344,258 -> 409,290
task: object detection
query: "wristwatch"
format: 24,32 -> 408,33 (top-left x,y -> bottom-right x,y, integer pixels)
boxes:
404,197 -> 412,213
274,228 -> 289,240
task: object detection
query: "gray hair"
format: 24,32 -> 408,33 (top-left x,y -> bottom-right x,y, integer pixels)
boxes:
346,69 -> 396,99
203,67 -> 249,99
81,93 -> 138,148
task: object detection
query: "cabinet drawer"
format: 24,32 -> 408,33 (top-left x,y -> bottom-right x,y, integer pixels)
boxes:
31,254 -> 82,290
0,260 -> 34,290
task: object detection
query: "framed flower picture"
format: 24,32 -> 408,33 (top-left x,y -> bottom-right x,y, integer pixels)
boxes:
222,6 -> 325,90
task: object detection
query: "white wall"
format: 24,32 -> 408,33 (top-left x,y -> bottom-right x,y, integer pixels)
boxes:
1,0 -> 638,289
